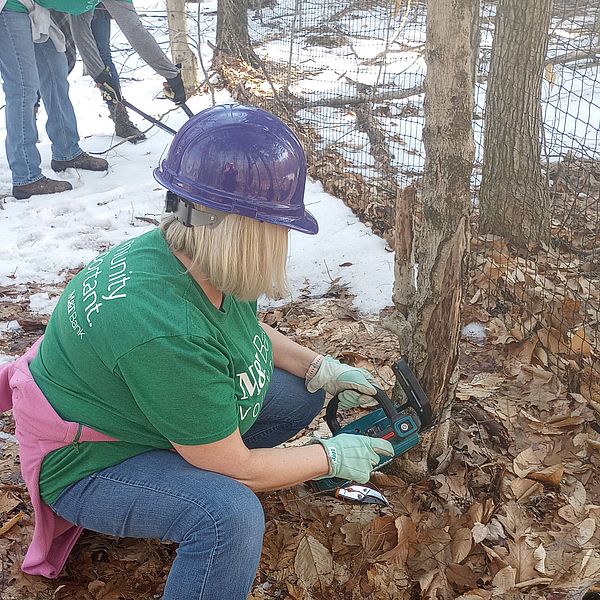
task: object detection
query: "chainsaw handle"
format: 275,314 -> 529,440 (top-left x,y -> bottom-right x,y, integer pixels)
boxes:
325,387 -> 401,434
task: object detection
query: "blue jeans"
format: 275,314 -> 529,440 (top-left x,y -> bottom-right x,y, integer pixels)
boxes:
50,368 -> 325,600
0,11 -> 82,186
91,7 -> 121,96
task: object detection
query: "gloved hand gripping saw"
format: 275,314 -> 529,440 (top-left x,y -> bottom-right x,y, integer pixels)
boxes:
312,358 -> 433,498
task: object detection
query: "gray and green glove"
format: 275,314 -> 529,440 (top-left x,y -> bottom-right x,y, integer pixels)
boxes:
306,355 -> 379,409
313,433 -> 394,483
94,67 -> 122,103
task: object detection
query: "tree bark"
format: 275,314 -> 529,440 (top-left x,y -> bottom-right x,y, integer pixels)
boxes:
215,0 -> 260,67
479,0 -> 553,246
385,0 -> 476,480
166,0 -> 199,94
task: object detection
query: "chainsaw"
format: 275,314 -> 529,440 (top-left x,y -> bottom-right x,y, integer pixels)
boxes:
312,358 -> 433,502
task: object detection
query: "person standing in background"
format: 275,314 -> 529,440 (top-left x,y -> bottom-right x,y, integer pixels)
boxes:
0,0 -> 108,200
88,4 -> 146,142
69,0 -> 187,127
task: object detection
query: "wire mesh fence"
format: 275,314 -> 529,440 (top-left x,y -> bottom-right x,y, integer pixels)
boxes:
245,0 -> 425,236
242,0 -> 600,399
471,0 -> 600,400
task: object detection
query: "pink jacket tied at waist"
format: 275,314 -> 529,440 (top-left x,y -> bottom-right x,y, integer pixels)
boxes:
0,338 -> 117,578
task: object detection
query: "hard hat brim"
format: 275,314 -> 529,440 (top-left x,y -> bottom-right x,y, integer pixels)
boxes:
154,167 -> 319,235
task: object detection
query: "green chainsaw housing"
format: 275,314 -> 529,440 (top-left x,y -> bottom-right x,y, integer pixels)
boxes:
312,359 -> 432,493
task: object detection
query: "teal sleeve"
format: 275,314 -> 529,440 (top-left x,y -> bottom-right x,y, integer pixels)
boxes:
116,335 -> 239,445
36,0 -> 99,15
2,0 -> 28,12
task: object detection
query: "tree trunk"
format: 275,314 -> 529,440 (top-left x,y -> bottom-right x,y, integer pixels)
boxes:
479,0 -> 553,246
215,0 -> 260,67
385,0 -> 476,480
166,0 -> 199,94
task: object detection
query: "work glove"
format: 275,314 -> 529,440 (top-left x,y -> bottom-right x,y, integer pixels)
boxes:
313,433 -> 394,484
94,67 -> 122,103
163,68 -> 187,105
306,355 -> 379,409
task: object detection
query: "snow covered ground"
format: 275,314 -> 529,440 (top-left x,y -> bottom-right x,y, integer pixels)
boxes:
0,1 -> 395,354
6,0 -> 593,359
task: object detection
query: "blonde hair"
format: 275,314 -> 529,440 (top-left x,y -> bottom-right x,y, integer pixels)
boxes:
161,207 -> 289,301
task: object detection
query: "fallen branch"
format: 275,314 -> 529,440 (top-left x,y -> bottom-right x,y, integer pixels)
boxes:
545,46 -> 600,66
301,84 -> 424,108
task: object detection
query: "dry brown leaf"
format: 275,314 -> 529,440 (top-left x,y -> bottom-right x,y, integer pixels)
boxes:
574,517 -> 596,546
512,447 -> 542,478
361,516 -> 397,559
340,522 -> 363,547
533,543 -> 546,574
88,580 -> 108,599
509,478 -> 544,502
570,326 -> 593,356
0,490 -> 20,515
537,327 -> 571,356
497,502 -> 533,540
445,563 -> 480,590
471,523 -> 488,545
293,535 -> 334,589
418,569 -> 448,600
520,410 -> 585,435
578,549 -> 600,579
471,520 -> 506,545
451,527 -> 472,564
465,500 -> 495,527
527,464 -> 564,486
506,536 -> 537,583
456,373 -> 503,400
568,480 -> 587,512
545,415 -> 586,428
377,515 -> 417,567
491,565 -> 517,593
520,364 -> 554,383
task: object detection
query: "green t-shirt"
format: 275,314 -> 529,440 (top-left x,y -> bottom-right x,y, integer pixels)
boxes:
2,0 -> 99,14
2,1 -> 28,13
31,229 -> 273,504
2,0 -> 134,15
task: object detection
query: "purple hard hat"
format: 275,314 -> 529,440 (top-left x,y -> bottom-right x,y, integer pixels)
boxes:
154,104 -> 318,234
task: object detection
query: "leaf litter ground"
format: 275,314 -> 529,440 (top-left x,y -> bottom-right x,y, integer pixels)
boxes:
1,281 -> 600,600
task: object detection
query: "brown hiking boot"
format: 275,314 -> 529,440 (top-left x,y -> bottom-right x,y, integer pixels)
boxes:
12,176 -> 73,200
109,102 -> 146,144
51,152 -> 108,172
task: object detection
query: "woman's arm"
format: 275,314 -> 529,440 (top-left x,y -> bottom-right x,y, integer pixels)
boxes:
172,429 -> 330,492
260,322 -> 320,379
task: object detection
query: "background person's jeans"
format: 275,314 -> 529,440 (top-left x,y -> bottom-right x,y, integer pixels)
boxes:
91,6 -> 121,105
50,368 -> 325,600
0,11 -> 81,186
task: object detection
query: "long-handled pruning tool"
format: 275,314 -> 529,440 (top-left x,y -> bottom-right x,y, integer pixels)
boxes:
120,99 -> 196,136
312,358 -> 433,506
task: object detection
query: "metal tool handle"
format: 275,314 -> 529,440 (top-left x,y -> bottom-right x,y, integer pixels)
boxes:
325,387 -> 401,434
121,99 -> 177,135
180,103 -> 195,118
